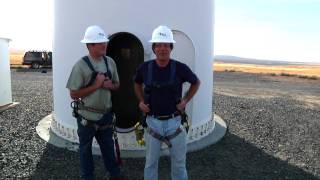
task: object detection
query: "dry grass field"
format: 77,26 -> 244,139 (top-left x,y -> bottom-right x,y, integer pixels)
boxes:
9,50 -> 320,78
214,61 -> 320,78
9,51 -> 30,68
10,53 -> 23,65
9,48 -> 24,66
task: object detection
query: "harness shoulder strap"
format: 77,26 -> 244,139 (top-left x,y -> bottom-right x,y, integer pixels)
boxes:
82,56 -> 95,72
146,60 -> 176,86
102,56 -> 112,79
82,56 -> 97,88
83,55 -> 112,79
168,60 -> 176,85
146,60 -> 154,86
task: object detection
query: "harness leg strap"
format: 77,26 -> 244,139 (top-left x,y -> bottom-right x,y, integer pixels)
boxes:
147,127 -> 182,148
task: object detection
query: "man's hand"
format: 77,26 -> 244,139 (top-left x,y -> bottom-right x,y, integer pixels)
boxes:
102,77 -> 113,89
139,101 -> 150,113
176,99 -> 187,111
94,73 -> 106,89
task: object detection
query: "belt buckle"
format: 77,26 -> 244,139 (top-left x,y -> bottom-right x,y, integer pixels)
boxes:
157,114 -> 171,120
153,112 -> 178,120
160,115 -> 169,119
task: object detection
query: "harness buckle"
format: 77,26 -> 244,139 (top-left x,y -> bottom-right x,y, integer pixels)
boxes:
80,119 -> 88,126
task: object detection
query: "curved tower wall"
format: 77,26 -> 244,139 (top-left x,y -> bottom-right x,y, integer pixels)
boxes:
52,0 -> 214,150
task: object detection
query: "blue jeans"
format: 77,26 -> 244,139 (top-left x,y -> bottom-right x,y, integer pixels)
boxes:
77,113 -> 120,180
144,116 -> 188,180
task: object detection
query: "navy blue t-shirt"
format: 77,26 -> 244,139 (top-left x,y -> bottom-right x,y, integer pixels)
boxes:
134,59 -> 198,116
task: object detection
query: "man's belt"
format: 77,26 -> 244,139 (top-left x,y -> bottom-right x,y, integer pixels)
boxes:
80,106 -> 112,114
151,111 -> 180,120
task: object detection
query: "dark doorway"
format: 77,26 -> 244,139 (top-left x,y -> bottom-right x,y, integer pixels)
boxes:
106,32 -> 144,130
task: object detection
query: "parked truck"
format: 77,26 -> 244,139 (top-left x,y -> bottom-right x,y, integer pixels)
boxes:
22,51 -> 52,69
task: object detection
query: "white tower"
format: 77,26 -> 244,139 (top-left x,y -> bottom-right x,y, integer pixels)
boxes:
46,0 -> 225,155
0,37 -> 12,107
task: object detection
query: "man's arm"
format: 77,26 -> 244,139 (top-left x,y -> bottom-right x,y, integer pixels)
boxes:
134,83 -> 144,102
177,79 -> 201,110
134,82 -> 150,113
183,79 -> 201,102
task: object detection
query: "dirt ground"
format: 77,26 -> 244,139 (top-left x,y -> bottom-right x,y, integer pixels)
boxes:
0,70 -> 319,179
212,71 -> 320,179
214,71 -> 320,107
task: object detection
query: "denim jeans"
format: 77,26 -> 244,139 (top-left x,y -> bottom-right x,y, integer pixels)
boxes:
77,113 -> 120,180
144,115 -> 188,180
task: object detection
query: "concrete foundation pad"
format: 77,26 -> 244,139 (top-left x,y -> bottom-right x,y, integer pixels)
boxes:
36,114 -> 227,158
0,102 -> 20,113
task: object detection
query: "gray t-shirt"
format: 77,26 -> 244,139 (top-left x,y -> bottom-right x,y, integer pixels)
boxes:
66,55 -> 119,121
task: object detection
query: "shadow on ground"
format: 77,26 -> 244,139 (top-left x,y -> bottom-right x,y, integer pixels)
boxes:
30,131 -> 319,180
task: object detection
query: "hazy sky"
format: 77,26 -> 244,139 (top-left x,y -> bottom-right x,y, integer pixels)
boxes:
215,0 -> 320,62
1,0 -> 319,63
0,0 -> 53,51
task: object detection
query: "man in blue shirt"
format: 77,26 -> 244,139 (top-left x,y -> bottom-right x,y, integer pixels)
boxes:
134,25 -> 200,180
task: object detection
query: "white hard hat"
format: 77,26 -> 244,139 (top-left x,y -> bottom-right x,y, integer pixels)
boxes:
149,25 -> 176,43
80,25 -> 109,43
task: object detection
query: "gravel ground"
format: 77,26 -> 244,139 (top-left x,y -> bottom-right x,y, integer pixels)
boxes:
0,70 -> 319,180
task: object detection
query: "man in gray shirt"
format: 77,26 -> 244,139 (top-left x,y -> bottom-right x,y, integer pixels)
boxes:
66,25 -> 126,180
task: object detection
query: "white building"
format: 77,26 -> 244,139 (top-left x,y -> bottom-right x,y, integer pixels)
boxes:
0,37 -> 12,107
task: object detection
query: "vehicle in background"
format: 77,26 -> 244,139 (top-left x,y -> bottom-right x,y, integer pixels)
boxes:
22,51 -> 52,69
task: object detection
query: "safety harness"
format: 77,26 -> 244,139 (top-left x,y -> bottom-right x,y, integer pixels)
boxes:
82,56 -> 112,87
71,55 -> 113,120
144,59 -> 178,104
135,60 -> 189,148
70,56 -> 122,165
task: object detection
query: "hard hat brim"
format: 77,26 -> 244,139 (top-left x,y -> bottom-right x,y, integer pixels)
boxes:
149,39 -> 176,43
80,37 -> 109,44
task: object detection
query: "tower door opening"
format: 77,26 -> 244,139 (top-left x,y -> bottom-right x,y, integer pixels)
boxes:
106,32 -> 144,130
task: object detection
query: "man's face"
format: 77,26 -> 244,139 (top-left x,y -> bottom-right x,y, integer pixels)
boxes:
89,42 -> 107,57
153,43 -> 172,61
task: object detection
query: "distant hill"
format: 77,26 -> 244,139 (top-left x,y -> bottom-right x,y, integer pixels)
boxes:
214,55 -> 320,77
214,55 -> 319,66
